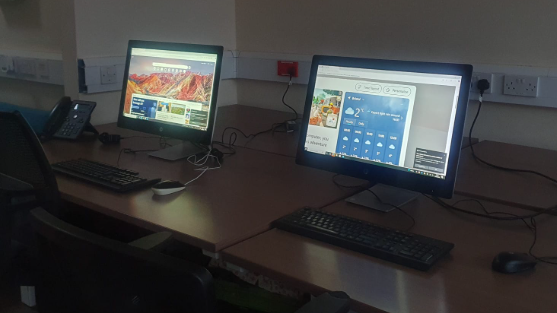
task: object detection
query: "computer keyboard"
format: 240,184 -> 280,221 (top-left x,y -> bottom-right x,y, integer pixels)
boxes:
275,208 -> 454,271
52,159 -> 160,193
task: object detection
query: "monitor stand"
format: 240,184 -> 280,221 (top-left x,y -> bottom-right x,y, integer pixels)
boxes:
148,142 -> 205,161
345,184 -> 419,212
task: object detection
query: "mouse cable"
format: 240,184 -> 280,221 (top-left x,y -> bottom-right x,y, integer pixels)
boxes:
528,217 -> 557,265
424,195 -> 557,265
187,147 -> 222,169
468,84 -> 557,185
182,148 -> 222,187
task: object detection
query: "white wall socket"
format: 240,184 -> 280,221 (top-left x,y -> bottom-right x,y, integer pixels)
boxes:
471,72 -> 493,94
503,75 -> 539,97
100,65 -> 117,85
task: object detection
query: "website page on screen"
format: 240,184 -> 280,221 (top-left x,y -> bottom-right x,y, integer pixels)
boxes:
304,65 -> 462,179
122,48 -> 217,131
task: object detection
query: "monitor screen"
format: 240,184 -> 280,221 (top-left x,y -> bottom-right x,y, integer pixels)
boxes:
303,64 -> 463,180
121,47 -> 218,132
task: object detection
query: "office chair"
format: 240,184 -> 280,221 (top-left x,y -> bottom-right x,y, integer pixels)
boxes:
0,111 -> 60,275
30,207 -> 215,313
30,207 -> 351,313
0,111 -> 59,211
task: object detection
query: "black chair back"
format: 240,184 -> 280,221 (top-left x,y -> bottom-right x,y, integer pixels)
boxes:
0,111 -> 59,211
30,207 -> 215,313
0,111 -> 60,274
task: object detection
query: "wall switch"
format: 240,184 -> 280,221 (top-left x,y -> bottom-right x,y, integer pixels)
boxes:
503,75 -> 539,97
100,65 -> 117,84
471,72 -> 494,94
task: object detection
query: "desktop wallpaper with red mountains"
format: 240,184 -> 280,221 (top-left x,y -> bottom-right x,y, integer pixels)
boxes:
124,55 -> 215,114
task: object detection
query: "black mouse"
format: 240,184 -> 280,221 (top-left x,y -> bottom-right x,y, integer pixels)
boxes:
492,252 -> 537,274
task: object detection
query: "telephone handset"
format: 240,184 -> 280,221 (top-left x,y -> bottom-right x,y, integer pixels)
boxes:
42,97 -> 98,140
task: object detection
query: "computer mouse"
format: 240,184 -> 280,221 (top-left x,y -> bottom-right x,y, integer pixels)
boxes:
492,252 -> 537,274
151,180 -> 186,196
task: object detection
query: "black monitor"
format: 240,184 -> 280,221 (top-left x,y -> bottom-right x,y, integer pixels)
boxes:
297,55 -> 472,206
117,40 -> 223,161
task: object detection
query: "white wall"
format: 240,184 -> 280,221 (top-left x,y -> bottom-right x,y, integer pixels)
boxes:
0,0 -> 66,109
0,77 -> 64,110
0,0 -> 61,52
234,0 -> 557,150
3,0 -> 557,150
73,0 -> 238,125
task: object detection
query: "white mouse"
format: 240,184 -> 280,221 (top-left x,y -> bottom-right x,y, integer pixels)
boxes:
151,180 -> 186,196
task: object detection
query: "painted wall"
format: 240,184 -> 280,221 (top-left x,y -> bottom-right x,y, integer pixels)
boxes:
73,0 -> 237,125
234,0 -> 557,150
0,77 -> 64,111
0,0 -> 66,109
0,0 -> 61,52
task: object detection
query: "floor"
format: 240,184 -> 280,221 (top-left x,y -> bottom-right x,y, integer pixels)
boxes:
0,269 -> 35,313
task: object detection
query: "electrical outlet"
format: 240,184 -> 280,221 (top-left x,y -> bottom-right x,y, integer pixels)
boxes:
503,75 -> 539,97
471,72 -> 493,94
100,65 -> 117,84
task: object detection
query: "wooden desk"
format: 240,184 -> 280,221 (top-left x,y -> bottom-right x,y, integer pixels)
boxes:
213,105 -> 299,157
223,196 -> 557,313
43,124 -> 364,252
456,141 -> 557,211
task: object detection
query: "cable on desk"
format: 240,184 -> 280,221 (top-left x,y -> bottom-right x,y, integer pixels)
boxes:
116,148 -> 157,167
116,136 -> 173,167
220,123 -> 288,148
331,175 -> 414,230
366,189 -> 416,231
469,82 -> 557,185
120,135 -> 159,140
528,217 -> 557,265
219,75 -> 299,149
425,195 -> 556,221
211,141 -> 236,156
332,174 -> 368,189
424,194 -> 557,265
182,146 -> 222,187
282,74 -> 299,122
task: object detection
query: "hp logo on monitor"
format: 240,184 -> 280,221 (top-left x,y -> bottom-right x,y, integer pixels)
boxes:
159,127 -> 163,132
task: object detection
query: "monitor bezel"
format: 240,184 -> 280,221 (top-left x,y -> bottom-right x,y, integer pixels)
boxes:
296,55 -> 472,198
117,40 -> 223,145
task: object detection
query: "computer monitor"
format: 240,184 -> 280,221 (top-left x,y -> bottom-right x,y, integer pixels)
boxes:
297,56 -> 472,203
117,40 -> 223,161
